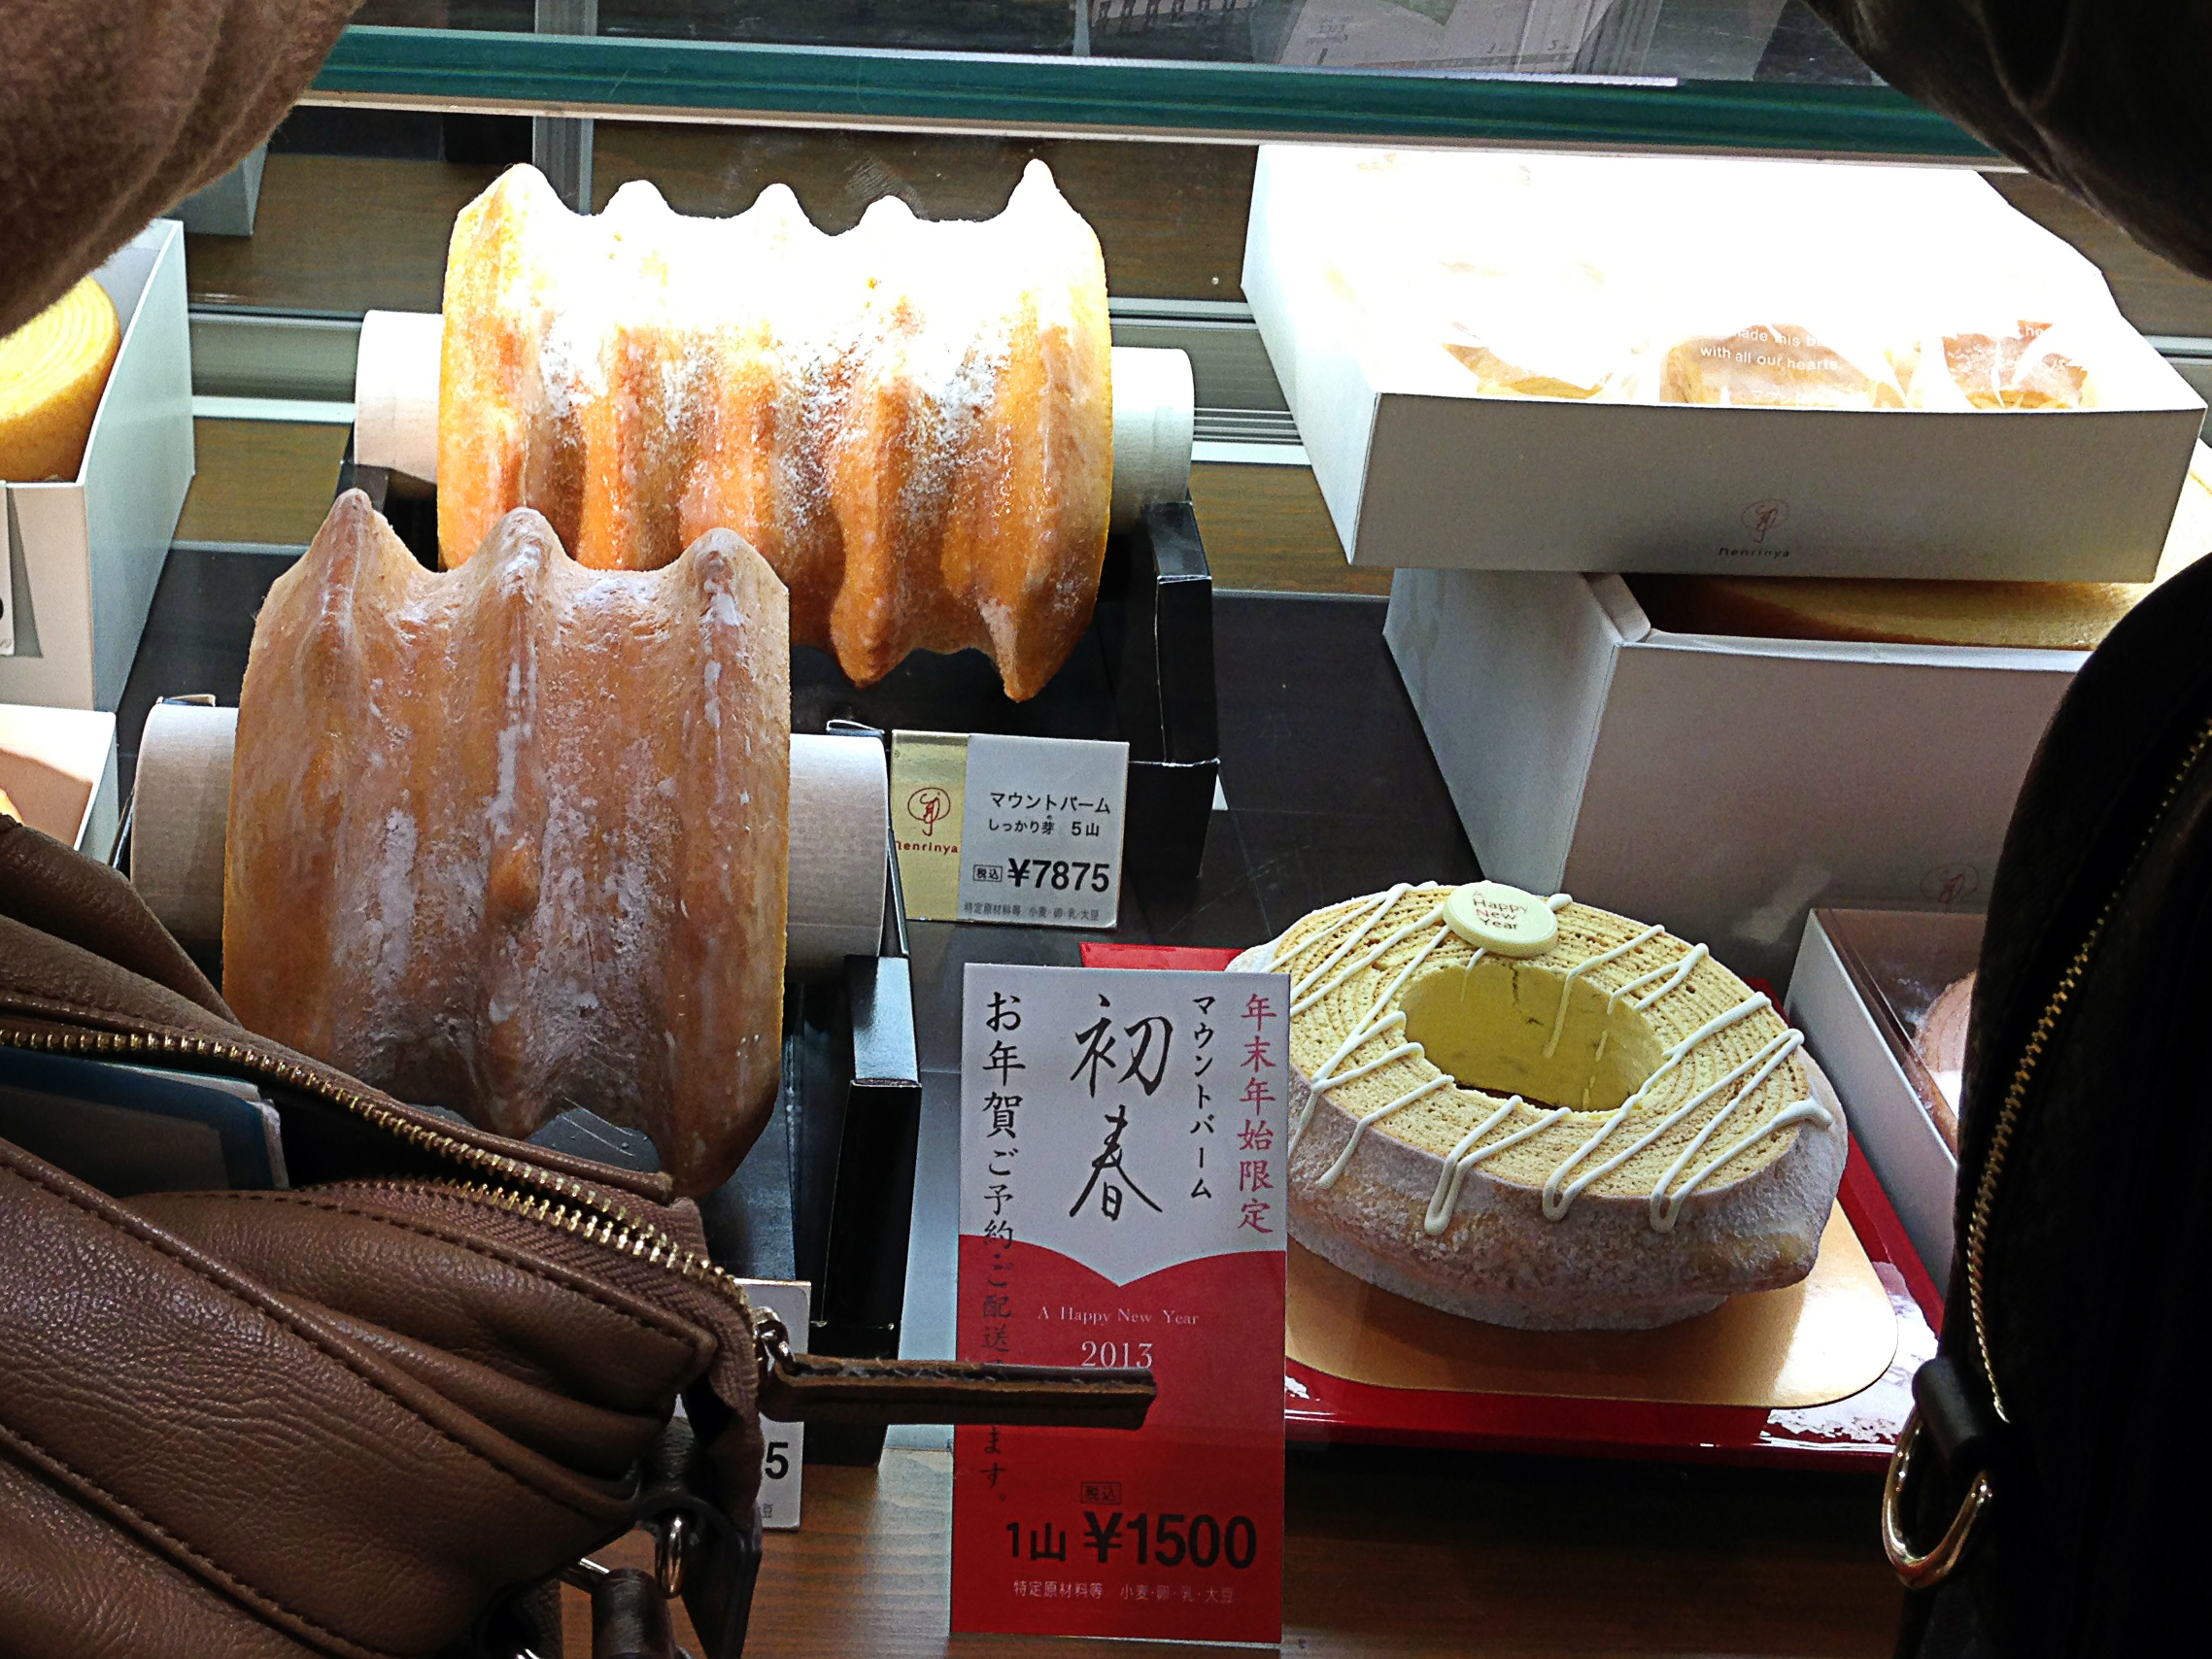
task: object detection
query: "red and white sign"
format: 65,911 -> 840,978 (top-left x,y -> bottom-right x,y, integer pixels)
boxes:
954,963 -> 1289,1644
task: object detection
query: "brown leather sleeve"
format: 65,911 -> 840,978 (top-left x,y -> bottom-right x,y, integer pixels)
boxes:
0,0 -> 363,335
129,1188 -> 717,1412
1809,1 -> 2212,281
0,820 -> 228,1018
0,1451 -> 320,1659
0,1140 -> 634,1659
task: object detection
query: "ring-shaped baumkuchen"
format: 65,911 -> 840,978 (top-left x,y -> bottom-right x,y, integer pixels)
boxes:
437,158 -> 1111,701
224,490 -> 791,1197
1232,882 -> 1847,1330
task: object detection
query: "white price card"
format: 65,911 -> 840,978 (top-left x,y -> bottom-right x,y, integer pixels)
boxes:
955,733 -> 1128,930
951,963 -> 1290,1643
735,1278 -> 808,1529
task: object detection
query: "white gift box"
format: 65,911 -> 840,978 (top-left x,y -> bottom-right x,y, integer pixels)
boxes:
1243,146 -> 2203,581
1386,453 -> 2211,988
1,220 -> 195,710
0,703 -> 119,858
1386,560 -> 2076,987
1786,908 -> 1980,1282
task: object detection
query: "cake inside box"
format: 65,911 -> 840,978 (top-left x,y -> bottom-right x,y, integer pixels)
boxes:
1820,909 -> 1986,1156
1629,455 -> 2212,648
1298,151 -> 2182,415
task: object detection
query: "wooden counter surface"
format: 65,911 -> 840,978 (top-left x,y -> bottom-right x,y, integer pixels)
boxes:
567,1446 -> 1901,1658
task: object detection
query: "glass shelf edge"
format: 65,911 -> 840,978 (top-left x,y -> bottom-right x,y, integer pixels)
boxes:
310,25 -> 1994,161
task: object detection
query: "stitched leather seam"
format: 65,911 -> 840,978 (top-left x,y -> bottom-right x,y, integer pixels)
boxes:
189,1188 -> 715,1360
0,1416 -> 394,1659
0,1158 -> 630,1528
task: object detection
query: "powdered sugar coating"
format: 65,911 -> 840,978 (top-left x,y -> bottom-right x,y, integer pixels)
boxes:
439,160 -> 1111,700
225,491 -> 792,1196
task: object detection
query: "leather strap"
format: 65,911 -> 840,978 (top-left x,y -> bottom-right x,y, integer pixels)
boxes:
759,1349 -> 1157,1430
588,1569 -> 679,1659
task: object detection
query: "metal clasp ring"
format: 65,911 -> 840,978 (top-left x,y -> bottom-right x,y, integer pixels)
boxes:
1883,1405 -> 1992,1590
753,1308 -> 793,1381
654,1511 -> 692,1599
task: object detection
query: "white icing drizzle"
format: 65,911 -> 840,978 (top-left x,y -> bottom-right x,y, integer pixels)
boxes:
1612,942 -> 1710,1011
1424,1097 -> 1572,1235
1268,886 -> 1829,1236
1645,1028 -> 1815,1230
1660,1097 -> 1834,1225
1270,886 -> 1407,994
1288,900 -> 1447,1017
1540,992 -> 1768,1220
1318,1072 -> 1456,1187
1288,916 -> 1459,1157
1543,921 -> 1665,1058
1542,1026 -> 1810,1225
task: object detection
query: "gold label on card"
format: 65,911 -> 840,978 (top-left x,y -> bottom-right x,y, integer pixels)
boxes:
891,729 -> 969,921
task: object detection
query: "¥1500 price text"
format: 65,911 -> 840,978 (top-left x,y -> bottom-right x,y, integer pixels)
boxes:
1007,1511 -> 1260,1570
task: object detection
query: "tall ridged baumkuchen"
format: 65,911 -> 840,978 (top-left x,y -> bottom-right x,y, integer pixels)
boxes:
1233,881 -> 1848,1330
437,159 -> 1112,701
224,490 -> 791,1195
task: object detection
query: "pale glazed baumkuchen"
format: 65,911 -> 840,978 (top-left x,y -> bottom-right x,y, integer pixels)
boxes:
224,490 -> 792,1195
1233,881 -> 1848,1330
437,160 -> 1112,701
0,276 -> 120,483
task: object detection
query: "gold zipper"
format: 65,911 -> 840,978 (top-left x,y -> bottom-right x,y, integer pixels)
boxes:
0,1019 -> 756,1314
1965,712 -> 2212,1423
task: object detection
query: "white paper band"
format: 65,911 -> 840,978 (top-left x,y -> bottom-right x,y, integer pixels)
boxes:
1109,345 -> 1196,529
131,702 -> 236,946
352,310 -> 443,485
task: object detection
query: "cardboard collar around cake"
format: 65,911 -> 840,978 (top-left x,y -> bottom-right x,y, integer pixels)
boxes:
1234,882 -> 1848,1331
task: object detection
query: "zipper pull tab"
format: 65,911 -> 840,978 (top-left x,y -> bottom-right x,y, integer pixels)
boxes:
752,1311 -> 1155,1430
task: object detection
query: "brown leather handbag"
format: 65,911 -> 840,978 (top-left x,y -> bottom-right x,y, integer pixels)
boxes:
0,819 -> 1149,1658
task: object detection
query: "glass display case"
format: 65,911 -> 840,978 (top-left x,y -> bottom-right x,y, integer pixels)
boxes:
16,5 -> 2212,1655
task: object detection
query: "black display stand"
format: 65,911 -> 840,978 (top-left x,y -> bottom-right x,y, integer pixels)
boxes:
756,822 -> 925,1466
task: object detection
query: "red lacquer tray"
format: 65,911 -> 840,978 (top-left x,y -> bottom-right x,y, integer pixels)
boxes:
1082,942 -> 1941,1469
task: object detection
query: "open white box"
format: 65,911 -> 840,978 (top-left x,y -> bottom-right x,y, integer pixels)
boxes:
1383,449 -> 2212,989
0,704 -> 119,858
1787,908 -> 1980,1282
1386,561 -> 2056,988
1243,146 -> 2204,581
1,220 -> 195,710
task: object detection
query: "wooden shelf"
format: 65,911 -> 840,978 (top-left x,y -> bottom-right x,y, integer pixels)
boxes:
564,1446 -> 1901,1657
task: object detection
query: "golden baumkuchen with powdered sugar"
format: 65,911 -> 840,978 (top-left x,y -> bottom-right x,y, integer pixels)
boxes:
436,159 -> 1110,701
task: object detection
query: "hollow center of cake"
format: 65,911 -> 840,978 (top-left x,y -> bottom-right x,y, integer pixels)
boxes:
1400,958 -> 1662,1115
